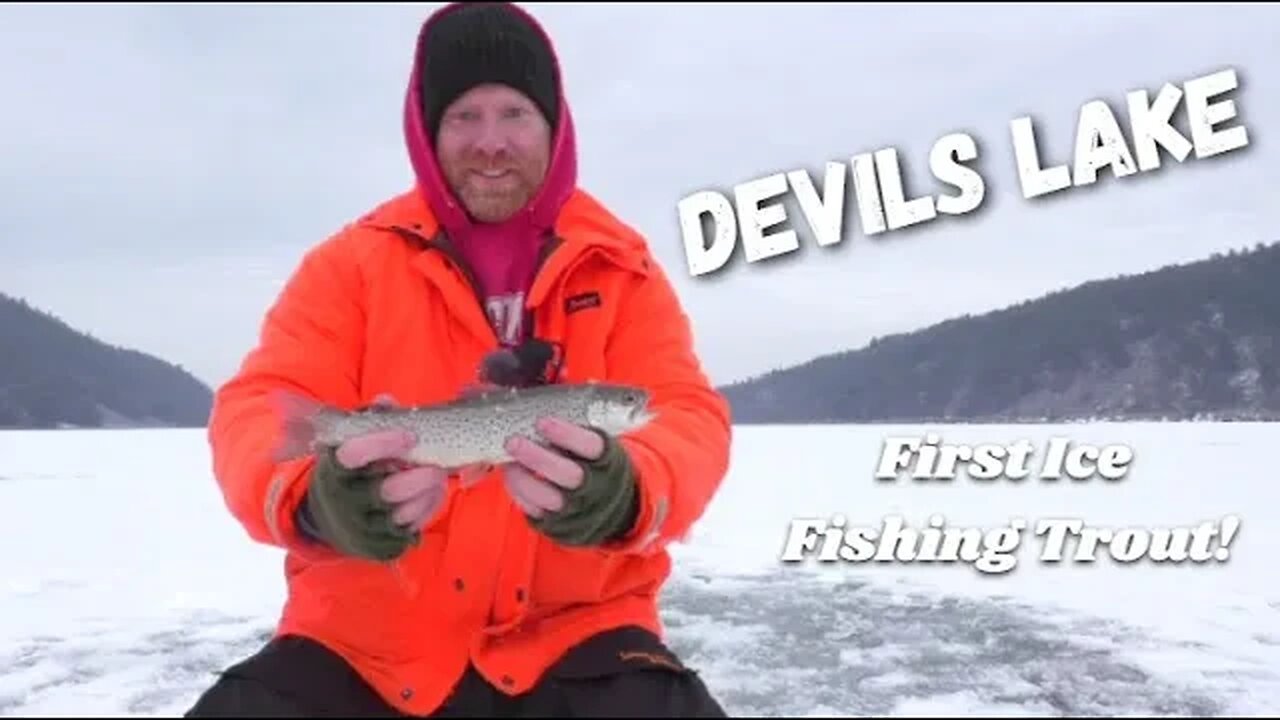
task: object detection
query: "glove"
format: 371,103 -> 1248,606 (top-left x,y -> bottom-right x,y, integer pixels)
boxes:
297,425 -> 448,562
505,425 -> 641,547
529,430 -> 640,546
296,446 -> 414,561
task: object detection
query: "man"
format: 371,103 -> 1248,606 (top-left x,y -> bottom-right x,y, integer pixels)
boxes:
186,1 -> 732,718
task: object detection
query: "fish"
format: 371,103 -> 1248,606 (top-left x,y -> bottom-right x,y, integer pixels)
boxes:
270,382 -> 654,474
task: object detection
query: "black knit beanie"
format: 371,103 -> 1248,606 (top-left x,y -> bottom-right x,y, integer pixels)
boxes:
419,3 -> 560,138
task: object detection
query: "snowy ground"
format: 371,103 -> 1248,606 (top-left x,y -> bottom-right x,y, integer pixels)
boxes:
1,423 -> 1277,716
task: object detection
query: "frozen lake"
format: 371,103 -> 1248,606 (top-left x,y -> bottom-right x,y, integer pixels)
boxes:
1,422 -> 1277,716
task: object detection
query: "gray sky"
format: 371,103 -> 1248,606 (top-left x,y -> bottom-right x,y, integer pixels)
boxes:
1,3 -> 1276,390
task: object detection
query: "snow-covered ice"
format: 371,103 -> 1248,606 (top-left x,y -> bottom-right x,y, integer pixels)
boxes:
1,422 -> 1277,716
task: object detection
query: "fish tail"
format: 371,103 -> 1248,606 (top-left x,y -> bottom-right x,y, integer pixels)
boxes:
269,388 -> 328,462
456,382 -> 503,400
457,462 -> 496,487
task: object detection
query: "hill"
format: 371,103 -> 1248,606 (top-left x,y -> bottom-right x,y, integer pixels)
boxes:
0,292 -> 213,429
720,241 -> 1280,423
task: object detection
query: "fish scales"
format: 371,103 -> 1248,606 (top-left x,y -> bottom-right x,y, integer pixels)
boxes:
291,382 -> 652,469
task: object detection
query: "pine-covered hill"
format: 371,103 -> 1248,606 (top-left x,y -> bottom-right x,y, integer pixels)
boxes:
720,241 -> 1280,424
0,292 -> 214,429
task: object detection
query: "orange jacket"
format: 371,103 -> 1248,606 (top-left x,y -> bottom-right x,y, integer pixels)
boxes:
206,185 -> 733,713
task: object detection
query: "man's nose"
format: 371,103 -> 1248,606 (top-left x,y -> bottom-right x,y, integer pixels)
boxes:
472,120 -> 508,155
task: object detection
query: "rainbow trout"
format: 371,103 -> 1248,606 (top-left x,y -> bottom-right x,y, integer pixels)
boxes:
271,382 -> 653,470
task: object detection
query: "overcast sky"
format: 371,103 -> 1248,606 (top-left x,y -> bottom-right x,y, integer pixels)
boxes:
1,3 -> 1276,390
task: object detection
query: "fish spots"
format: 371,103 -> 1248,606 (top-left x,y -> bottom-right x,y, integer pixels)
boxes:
309,383 -> 650,470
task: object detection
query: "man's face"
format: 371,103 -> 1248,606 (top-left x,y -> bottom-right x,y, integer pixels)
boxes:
435,83 -> 553,223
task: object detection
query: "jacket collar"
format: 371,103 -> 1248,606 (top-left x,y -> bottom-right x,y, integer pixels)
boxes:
357,187 -> 654,290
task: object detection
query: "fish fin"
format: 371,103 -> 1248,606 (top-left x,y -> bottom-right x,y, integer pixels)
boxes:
358,393 -> 401,413
457,462 -> 496,488
269,389 -> 328,462
456,382 -> 506,401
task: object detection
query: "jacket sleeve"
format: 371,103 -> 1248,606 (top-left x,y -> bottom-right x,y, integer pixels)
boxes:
206,233 -> 367,563
600,257 -> 733,556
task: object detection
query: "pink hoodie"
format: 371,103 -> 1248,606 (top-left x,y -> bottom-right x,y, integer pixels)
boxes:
401,2 -> 578,348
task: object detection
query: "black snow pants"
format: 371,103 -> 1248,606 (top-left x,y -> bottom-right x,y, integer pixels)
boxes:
183,625 -> 727,718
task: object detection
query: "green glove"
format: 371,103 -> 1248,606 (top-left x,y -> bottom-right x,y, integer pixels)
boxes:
528,430 -> 641,547
298,446 -> 418,562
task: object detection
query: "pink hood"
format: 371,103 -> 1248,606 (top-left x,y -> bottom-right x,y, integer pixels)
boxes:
401,1 -> 578,242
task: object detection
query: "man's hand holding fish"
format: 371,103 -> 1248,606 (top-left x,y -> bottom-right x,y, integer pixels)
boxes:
300,426 -> 449,562
502,413 -> 642,548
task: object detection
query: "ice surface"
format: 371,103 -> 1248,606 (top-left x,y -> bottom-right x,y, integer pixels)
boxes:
1,423 -> 1277,716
